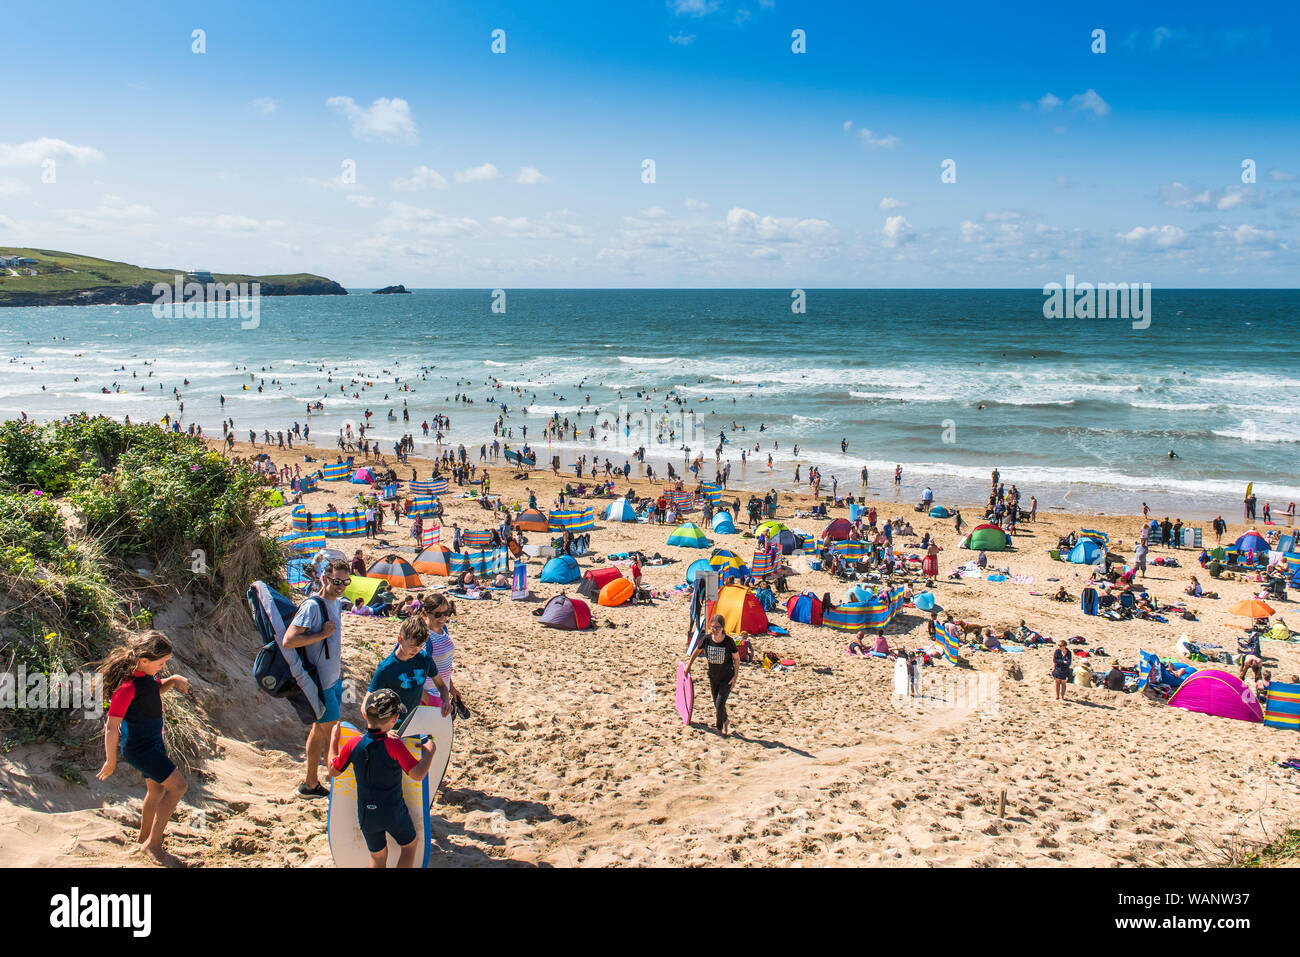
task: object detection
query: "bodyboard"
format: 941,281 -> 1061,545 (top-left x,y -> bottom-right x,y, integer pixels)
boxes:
327,722 -> 432,868
675,662 -> 694,725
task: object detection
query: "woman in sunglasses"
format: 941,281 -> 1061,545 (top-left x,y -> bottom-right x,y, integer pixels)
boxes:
419,594 -> 465,716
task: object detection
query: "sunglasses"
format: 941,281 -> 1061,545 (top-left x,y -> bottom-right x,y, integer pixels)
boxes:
428,611 -> 450,619
326,577 -> 349,586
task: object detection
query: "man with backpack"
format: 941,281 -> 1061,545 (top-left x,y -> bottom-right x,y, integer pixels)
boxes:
282,559 -> 350,798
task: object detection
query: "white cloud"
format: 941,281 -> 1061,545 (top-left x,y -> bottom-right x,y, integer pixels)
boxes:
723,207 -> 836,244
0,213 -> 17,230
249,97 -> 278,115
882,215 -> 914,246
392,165 -> 449,191
345,194 -> 376,208
454,163 -> 501,184
640,206 -> 669,219
1069,89 -> 1110,117
734,9 -> 751,24
1223,224 -> 1279,247
325,96 -> 418,143
0,176 -> 31,196
959,220 -> 987,243
669,32 -> 696,45
859,128 -> 899,150
842,120 -> 853,131
684,197 -> 710,210
489,215 -> 585,239
376,202 -> 480,238
1037,93 -> 1063,111
0,137 -> 104,167
1117,224 -> 1188,248
177,214 -> 285,233
879,197 -> 907,211
1267,170 -> 1294,182
669,0 -> 720,15
62,194 -> 156,228
985,209 -> 1022,221
515,165 -> 550,184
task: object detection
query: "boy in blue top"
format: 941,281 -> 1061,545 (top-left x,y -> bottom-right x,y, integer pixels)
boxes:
369,617 -> 453,716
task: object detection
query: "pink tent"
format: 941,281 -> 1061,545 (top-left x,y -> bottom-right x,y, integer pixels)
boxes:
1167,669 -> 1263,723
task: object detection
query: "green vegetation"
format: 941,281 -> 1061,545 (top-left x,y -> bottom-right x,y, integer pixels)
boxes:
1240,827 -> 1300,867
0,247 -> 346,305
0,416 -> 283,766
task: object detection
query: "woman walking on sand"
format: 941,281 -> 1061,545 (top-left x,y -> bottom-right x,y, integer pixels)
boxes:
684,614 -> 740,736
1051,639 -> 1072,701
96,631 -> 190,865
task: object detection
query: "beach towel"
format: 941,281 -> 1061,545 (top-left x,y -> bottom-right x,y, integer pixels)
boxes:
1081,587 -> 1099,616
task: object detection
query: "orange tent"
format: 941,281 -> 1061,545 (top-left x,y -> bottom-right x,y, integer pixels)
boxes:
706,584 -> 769,636
516,508 -> 550,532
367,554 -> 422,589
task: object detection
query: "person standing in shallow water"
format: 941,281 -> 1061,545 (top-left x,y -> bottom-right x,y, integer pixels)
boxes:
685,614 -> 739,736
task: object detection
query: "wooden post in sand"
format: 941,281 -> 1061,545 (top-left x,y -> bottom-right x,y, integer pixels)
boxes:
997,789 -> 1007,820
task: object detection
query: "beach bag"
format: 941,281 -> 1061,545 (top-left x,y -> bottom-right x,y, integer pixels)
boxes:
738,638 -> 752,664
249,585 -> 328,700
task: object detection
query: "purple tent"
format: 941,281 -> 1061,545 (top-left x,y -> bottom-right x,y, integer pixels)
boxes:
1167,669 -> 1263,723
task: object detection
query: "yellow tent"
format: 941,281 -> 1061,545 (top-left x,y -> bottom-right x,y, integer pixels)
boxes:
343,575 -> 384,605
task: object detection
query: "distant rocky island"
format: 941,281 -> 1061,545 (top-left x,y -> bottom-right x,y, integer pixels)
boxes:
0,247 -> 347,307
372,285 -> 411,294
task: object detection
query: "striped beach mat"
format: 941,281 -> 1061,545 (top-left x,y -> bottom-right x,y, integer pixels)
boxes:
410,479 -> 449,495
548,508 -> 595,531
751,551 -> 777,575
279,532 -> 325,554
939,623 -> 963,664
1263,681 -> 1300,731
831,540 -> 865,560
664,489 -> 693,508
335,510 -> 366,536
409,496 -> 439,518
323,462 -> 350,481
291,507 -> 339,534
461,529 -> 494,548
466,548 -> 509,575
420,526 -> 441,549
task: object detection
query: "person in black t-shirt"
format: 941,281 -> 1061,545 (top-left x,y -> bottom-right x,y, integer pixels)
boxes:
685,614 -> 740,735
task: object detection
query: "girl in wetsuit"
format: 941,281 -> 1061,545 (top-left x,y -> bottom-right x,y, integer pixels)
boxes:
96,631 -> 190,864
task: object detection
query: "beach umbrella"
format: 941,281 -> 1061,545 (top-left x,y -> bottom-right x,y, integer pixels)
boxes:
367,554 -> 422,589
1229,598 -> 1275,619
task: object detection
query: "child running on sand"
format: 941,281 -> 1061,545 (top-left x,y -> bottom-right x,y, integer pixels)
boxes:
328,689 -> 436,868
96,631 -> 190,865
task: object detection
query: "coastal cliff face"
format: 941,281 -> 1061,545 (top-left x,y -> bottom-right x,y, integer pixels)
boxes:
0,277 -> 348,307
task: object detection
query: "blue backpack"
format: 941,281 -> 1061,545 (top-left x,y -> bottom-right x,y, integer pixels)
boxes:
248,583 -> 328,699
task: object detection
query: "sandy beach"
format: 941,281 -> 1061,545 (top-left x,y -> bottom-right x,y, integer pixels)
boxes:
4,438 -> 1299,868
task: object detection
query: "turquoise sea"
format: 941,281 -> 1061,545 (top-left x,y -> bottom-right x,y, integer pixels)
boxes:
2,288 -> 1296,519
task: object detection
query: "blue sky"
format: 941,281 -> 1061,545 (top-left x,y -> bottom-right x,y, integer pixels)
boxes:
1,0 -> 1296,286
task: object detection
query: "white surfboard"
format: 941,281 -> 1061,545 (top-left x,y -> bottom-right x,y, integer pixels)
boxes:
327,722 -> 432,868
893,656 -> 909,697
397,693 -> 455,795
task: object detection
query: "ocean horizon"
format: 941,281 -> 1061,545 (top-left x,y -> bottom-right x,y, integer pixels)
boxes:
3,287 -> 1297,521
